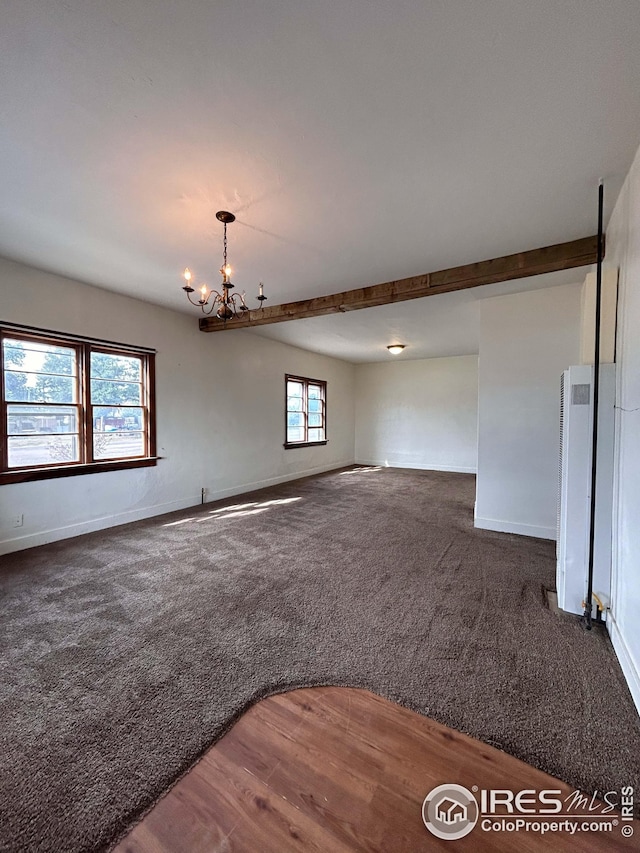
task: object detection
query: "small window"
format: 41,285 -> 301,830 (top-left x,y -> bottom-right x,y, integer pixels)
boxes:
1,326 -> 156,483
285,374 -> 327,448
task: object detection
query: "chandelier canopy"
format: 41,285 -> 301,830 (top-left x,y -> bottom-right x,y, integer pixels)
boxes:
182,211 -> 266,320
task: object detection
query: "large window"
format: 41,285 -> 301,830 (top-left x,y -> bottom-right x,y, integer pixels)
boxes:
1,326 -> 156,483
285,374 -> 326,448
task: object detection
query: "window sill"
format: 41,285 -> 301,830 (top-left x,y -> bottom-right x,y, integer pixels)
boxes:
283,440 -> 328,450
0,456 -> 159,485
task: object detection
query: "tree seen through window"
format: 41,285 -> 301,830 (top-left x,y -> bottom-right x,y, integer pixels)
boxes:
1,330 -> 155,478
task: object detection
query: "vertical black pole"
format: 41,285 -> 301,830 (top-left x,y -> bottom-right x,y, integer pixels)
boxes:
584,182 -> 604,630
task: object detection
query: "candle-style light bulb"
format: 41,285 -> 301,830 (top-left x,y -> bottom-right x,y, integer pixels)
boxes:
199,284 -> 208,303
182,267 -> 195,293
259,282 -> 264,296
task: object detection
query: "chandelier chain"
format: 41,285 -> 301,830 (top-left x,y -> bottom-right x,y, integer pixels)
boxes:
182,210 -> 266,320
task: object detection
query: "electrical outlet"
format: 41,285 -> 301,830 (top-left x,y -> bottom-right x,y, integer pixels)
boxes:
12,514 -> 23,528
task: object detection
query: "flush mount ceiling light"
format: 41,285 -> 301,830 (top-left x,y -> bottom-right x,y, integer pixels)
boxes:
387,345 -> 406,355
182,211 -> 267,321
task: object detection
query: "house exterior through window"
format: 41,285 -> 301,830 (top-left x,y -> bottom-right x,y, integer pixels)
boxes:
0,326 -> 156,483
285,374 -> 326,448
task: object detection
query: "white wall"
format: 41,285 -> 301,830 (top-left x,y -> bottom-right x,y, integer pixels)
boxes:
354,355 -> 478,472
475,283 -> 582,539
605,142 -> 640,715
0,258 -> 355,553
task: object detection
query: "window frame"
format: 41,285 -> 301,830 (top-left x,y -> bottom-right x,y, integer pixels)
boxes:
0,325 -> 157,484
284,374 -> 327,449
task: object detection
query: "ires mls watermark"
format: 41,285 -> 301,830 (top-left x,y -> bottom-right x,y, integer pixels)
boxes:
422,784 -> 480,840
422,783 -> 635,841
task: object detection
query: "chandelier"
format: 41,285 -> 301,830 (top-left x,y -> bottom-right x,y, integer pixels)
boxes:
182,211 -> 267,320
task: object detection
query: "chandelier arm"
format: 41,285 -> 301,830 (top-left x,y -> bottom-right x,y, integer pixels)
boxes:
207,289 -> 228,315
187,287 -> 227,314
184,290 -> 205,308
182,211 -> 265,320
232,294 -> 249,314
200,300 -> 218,315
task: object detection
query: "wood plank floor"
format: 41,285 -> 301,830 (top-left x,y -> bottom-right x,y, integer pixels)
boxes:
113,687 -> 639,853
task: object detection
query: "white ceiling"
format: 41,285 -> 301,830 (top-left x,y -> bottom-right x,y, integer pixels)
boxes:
248,267 -> 586,362
2,1 -> 640,358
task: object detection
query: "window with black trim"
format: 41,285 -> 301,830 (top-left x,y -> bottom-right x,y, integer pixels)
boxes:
1,326 -> 156,483
285,374 -> 326,448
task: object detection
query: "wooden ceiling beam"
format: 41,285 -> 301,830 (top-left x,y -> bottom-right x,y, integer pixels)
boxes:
199,234 -> 600,332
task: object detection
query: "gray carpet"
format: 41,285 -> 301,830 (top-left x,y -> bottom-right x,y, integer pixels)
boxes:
1,467 -> 639,852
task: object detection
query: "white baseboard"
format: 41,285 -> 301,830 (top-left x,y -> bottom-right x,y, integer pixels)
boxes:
203,459 -> 355,503
0,459 -> 355,555
354,459 -> 477,474
607,614 -> 640,718
474,515 -> 556,540
0,496 -> 199,555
